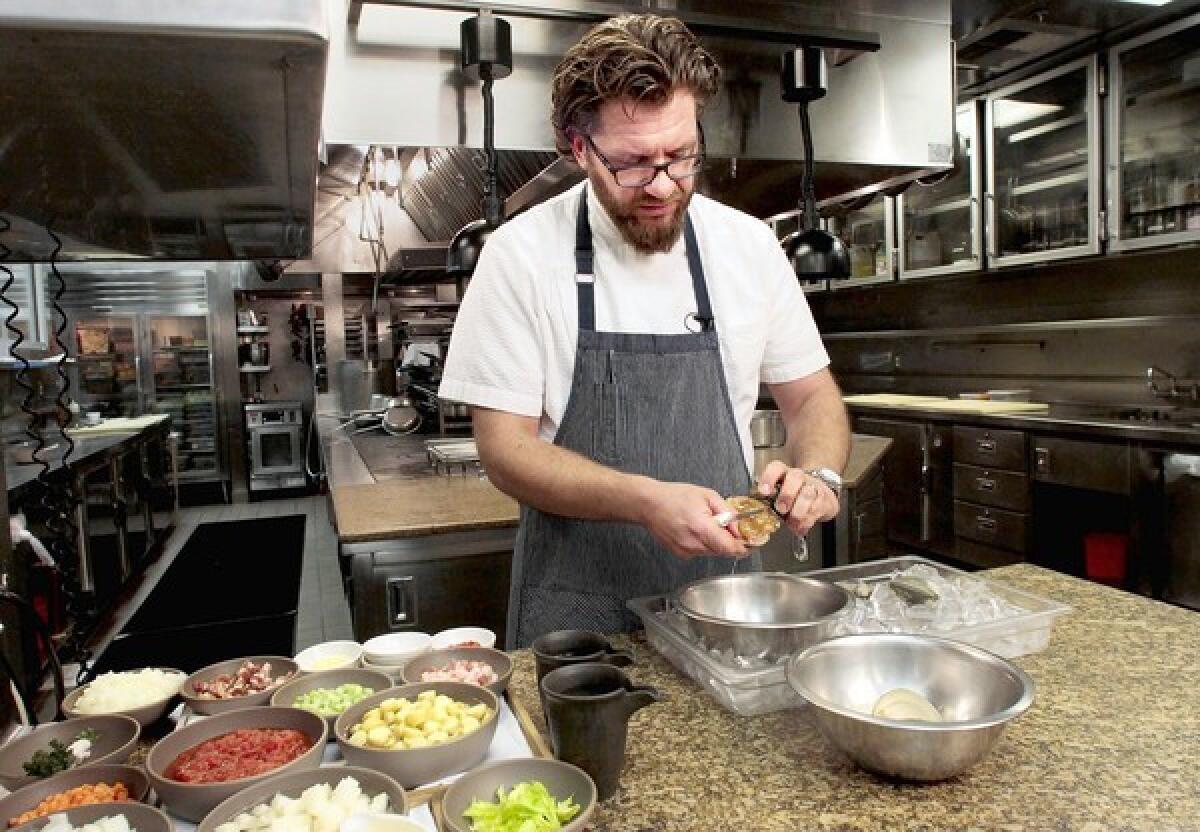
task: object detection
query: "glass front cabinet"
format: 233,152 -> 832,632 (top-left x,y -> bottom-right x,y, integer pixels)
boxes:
1108,12 -> 1200,251
898,103 -> 983,279
825,192 -> 895,290
985,56 -> 1102,267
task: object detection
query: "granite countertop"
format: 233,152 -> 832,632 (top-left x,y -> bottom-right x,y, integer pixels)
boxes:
327,431 -> 889,544
332,475 -> 519,543
505,565 -> 1200,831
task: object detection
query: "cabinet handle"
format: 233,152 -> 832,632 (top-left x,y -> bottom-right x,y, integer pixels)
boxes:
976,476 -> 996,491
976,516 -> 998,533
386,576 -> 417,628
976,438 -> 997,453
1034,446 -> 1050,472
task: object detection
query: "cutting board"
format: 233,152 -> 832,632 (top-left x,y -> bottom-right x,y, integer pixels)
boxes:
843,394 -> 950,406
66,413 -> 170,436
844,394 -> 1049,414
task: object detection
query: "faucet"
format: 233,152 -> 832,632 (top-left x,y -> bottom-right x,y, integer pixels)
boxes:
1147,366 -> 1200,402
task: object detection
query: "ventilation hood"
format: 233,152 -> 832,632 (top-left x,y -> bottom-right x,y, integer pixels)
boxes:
323,1 -> 955,212
0,1 -> 328,262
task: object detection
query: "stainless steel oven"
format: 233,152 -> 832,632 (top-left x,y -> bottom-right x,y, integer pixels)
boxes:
245,402 -> 305,492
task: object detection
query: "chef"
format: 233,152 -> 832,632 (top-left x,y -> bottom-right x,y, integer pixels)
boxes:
441,13 -> 850,647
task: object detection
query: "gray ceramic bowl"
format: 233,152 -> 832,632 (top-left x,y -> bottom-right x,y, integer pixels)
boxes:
0,715 -> 141,792
62,668 -> 186,728
400,647 -> 513,697
675,572 -> 851,661
270,667 -> 393,730
0,764 -> 149,829
9,800 -> 172,832
181,656 -> 301,715
144,705 -> 328,822
334,682 -> 499,788
786,633 -> 1035,781
442,759 -> 596,832
196,765 -> 408,832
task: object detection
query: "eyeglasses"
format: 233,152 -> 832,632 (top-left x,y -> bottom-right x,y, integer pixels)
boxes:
580,125 -> 706,189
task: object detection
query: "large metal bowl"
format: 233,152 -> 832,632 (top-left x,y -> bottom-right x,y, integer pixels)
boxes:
674,572 -> 851,661
786,633 -> 1035,781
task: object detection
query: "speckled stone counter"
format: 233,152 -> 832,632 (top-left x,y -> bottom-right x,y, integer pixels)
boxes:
505,566 -> 1200,831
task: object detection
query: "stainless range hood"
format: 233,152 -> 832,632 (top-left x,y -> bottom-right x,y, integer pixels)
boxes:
324,1 -> 954,209
0,1 -> 328,262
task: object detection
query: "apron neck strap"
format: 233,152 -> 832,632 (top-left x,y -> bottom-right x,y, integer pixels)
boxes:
574,187 -> 714,334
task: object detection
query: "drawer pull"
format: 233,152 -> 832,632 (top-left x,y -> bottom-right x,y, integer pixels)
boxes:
976,439 -> 997,453
975,476 -> 996,491
976,516 -> 998,533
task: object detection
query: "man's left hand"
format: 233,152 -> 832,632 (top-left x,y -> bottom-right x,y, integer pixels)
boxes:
756,460 -> 840,537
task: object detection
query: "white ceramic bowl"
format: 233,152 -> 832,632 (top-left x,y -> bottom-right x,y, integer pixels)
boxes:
430,627 -> 496,651
295,641 -> 363,674
362,632 -> 430,666
359,656 -> 404,682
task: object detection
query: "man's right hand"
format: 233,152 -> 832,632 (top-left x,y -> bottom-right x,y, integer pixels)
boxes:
633,480 -> 749,560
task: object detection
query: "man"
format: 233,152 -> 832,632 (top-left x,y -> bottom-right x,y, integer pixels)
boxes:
441,13 -> 850,647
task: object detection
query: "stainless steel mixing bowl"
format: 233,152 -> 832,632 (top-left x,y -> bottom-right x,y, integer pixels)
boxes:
786,633 -> 1035,781
674,572 -> 851,661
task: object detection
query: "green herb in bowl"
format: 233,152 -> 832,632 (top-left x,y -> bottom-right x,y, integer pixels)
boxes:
23,729 -> 100,778
463,781 -> 581,832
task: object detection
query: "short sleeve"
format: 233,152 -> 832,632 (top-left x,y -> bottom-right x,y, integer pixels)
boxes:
439,228 -> 547,418
758,230 -> 830,384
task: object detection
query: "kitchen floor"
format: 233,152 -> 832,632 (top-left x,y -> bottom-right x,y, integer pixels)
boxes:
77,495 -> 352,674
178,496 -> 353,651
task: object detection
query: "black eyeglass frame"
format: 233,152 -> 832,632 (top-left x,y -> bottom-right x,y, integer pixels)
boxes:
577,123 -> 707,188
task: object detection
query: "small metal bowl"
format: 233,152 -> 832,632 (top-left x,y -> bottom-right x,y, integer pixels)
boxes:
674,572 -> 851,661
787,633 -> 1035,781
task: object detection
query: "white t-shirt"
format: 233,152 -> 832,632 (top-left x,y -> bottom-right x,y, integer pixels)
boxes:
439,181 -> 830,470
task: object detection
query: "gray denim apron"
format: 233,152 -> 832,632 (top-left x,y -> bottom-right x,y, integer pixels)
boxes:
505,188 -> 756,648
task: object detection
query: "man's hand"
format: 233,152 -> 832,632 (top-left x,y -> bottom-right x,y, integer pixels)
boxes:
756,460 -> 839,537
633,480 -> 749,560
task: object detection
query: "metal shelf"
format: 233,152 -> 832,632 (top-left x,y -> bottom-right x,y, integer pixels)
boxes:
1006,112 -> 1086,144
239,365 -> 271,373
907,197 -> 971,218
236,326 -> 269,335
1008,168 -> 1088,197
1125,77 -> 1200,108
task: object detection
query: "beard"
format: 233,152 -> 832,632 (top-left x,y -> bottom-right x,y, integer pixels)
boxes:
590,175 -> 693,255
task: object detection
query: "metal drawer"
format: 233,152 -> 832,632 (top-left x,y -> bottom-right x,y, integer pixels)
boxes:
1031,436 -> 1131,495
954,426 -> 1026,471
953,463 -> 1030,512
953,500 -> 1029,553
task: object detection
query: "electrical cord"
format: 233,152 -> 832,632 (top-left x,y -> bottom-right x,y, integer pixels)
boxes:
0,588 -> 67,723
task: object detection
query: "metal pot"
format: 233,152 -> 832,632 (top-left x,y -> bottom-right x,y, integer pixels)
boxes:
674,573 -> 851,661
750,410 -> 786,448
382,395 -> 421,435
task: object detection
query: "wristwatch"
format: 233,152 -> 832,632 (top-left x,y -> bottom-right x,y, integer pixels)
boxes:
804,467 -> 843,498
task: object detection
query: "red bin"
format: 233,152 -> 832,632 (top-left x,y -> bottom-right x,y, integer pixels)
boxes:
1084,532 -> 1128,587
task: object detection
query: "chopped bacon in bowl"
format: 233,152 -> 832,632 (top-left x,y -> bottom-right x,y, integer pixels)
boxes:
192,661 -> 294,700
420,660 -> 499,687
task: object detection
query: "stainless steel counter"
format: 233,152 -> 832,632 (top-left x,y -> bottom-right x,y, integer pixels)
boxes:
845,400 -> 1200,447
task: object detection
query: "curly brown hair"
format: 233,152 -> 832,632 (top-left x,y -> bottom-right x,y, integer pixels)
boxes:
550,14 -> 721,154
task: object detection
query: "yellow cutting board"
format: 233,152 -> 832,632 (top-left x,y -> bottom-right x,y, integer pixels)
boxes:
66,413 -> 170,437
842,394 -> 951,406
843,394 -> 1049,414
915,400 -> 1049,414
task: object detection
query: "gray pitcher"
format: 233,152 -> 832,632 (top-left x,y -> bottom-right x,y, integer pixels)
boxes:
540,662 -> 662,801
